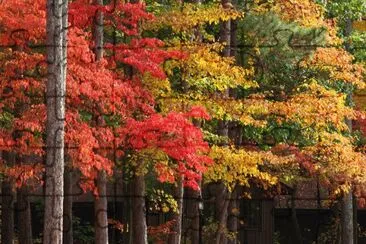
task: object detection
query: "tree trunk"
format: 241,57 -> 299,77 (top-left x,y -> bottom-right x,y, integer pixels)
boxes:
214,1 -> 231,240
214,184 -> 230,244
168,177 -> 184,244
342,191 -> 354,244
341,18 -> 354,244
92,0 -> 109,243
1,151 -> 15,244
1,179 -> 15,244
94,171 -> 109,244
291,186 -> 303,244
185,0 -> 203,237
43,0 -> 67,243
220,0 -> 231,58
353,195 -> 358,244
93,0 -> 104,61
63,168 -> 73,244
227,12 -> 239,243
184,187 -> 200,244
17,186 -> 32,244
131,174 -> 148,244
227,187 -> 238,244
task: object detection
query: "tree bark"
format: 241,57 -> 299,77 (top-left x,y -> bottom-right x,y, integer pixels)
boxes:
1,179 -> 15,244
92,0 -> 109,243
227,10 -> 239,243
220,0 -> 231,58
353,195 -> 358,244
291,185 -> 303,244
17,186 -> 33,244
214,0 -> 231,241
168,177 -> 184,244
341,18 -> 354,244
93,0 -> 104,61
342,191 -> 354,244
94,171 -> 109,244
185,187 -> 200,244
1,151 -> 15,244
43,0 -> 67,243
214,184 -> 230,244
63,168 -> 73,244
227,187 -> 238,244
131,174 -> 148,244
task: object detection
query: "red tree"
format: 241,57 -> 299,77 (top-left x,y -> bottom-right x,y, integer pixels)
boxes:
0,1 -> 211,243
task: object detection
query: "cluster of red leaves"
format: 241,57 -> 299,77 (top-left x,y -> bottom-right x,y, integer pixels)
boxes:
117,108 -> 212,190
0,0 -> 46,46
107,38 -> 186,79
354,114 -> 366,137
107,218 -> 125,233
270,143 -> 317,176
0,0 -> 210,193
69,1 -> 154,36
147,220 -> 177,244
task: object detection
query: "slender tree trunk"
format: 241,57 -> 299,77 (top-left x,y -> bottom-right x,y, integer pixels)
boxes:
330,200 -> 343,244
185,187 -> 200,244
185,0 -> 203,238
214,1 -> 231,242
186,120 -> 203,244
62,0 -> 71,240
94,171 -> 109,244
131,174 -> 148,244
1,151 -> 15,244
214,184 -> 230,244
341,18 -> 354,244
17,186 -> 32,244
43,0 -> 67,243
63,168 -> 73,244
353,195 -> 358,244
227,9 -> 239,243
220,0 -> 231,58
92,0 -> 109,243
93,0 -> 104,61
342,191 -> 354,244
1,179 -> 15,244
227,187 -> 238,244
291,185 -> 303,244
168,177 -> 184,244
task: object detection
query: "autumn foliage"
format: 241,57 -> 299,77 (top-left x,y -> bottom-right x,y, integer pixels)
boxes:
0,0 -> 366,242
0,0 -> 211,192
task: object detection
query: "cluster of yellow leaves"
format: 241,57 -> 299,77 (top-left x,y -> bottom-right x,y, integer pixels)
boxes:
272,0 -> 325,28
252,0 -> 342,45
143,3 -> 242,34
160,80 -> 354,131
250,0 -> 325,28
128,148 -> 170,176
166,43 -> 257,91
223,83 -> 353,130
250,0 -> 275,14
269,81 -> 355,131
302,47 -> 366,88
142,74 -> 172,99
323,19 -> 343,46
304,132 -> 366,193
158,95 -> 267,128
148,189 -> 178,213
142,42 -> 260,123
205,145 -> 298,191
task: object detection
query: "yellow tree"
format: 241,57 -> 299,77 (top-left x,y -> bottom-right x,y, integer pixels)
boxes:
144,0 -> 366,242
